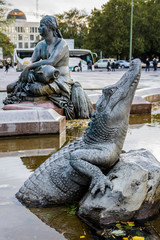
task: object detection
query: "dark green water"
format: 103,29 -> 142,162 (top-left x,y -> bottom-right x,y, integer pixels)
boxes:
0,113 -> 160,240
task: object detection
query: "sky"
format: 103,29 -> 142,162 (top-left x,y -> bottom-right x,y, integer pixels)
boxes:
7,0 -> 108,21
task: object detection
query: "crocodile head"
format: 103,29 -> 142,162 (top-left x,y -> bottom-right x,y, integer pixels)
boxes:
83,58 -> 141,143
96,58 -> 141,123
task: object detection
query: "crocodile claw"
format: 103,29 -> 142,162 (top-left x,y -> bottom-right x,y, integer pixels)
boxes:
108,173 -> 119,181
89,175 -> 113,197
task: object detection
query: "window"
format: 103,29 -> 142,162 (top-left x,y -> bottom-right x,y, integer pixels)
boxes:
18,42 -> 23,48
12,35 -> 17,41
30,42 -> 35,48
30,27 -> 34,33
35,27 -> 38,33
24,42 -> 28,48
18,27 -> 24,33
25,27 -> 29,33
30,35 -> 34,41
18,34 -> 22,40
24,35 -> 29,41
36,35 -> 39,41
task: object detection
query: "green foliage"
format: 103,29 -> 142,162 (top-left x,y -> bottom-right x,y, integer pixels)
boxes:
0,0 -> 8,24
83,0 -> 160,60
83,9 -> 104,53
46,213 -> 52,219
83,0 -> 132,59
140,0 -> 160,60
0,0 -> 14,25
0,31 -> 14,57
56,8 -> 88,48
62,203 -> 78,215
0,1 -> 15,57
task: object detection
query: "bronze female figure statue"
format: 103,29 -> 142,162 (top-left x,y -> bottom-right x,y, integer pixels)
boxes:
4,15 -> 93,119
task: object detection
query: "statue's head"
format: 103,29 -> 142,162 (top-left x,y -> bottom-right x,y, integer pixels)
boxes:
39,15 -> 62,38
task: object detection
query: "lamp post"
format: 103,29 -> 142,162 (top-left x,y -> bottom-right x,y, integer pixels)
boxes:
129,0 -> 133,61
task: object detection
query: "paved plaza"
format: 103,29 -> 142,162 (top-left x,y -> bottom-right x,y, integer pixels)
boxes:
0,67 -> 160,109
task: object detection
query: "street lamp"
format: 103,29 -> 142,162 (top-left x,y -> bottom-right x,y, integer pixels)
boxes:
129,0 -> 133,61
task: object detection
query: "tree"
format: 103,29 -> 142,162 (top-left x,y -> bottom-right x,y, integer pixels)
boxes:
101,0 -> 132,59
0,31 -> 14,57
83,8 -> 104,54
140,0 -> 160,60
84,0 -> 133,59
56,8 -> 88,49
0,0 -> 14,57
84,0 -> 160,60
0,0 -> 12,25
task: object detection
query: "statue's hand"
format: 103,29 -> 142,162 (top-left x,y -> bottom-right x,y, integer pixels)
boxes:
30,82 -> 53,96
20,67 -> 30,82
30,82 -> 45,96
89,175 -> 113,197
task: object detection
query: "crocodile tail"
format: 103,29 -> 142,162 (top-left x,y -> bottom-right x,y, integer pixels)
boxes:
16,166 -> 53,207
16,177 -> 42,207
71,81 -> 94,119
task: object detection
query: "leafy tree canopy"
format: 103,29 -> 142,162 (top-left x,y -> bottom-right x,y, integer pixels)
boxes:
83,0 -> 160,61
0,31 -> 14,57
0,0 -> 14,57
0,0 -> 13,25
56,8 -> 88,49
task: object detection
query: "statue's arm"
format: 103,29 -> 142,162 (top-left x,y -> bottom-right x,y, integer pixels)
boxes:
27,39 -> 67,70
31,45 -> 41,63
19,40 -> 66,81
18,43 -> 42,81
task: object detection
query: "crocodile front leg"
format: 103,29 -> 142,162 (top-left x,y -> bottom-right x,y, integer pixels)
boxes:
70,149 -> 113,196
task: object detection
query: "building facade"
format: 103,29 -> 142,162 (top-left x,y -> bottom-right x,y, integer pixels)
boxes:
0,9 -> 40,49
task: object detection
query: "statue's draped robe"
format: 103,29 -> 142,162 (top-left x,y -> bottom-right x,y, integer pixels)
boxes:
31,38 -> 75,119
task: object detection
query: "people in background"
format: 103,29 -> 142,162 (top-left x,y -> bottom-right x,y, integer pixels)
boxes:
145,58 -> 150,72
5,60 -> 10,72
153,58 -> 158,71
111,60 -> 115,71
87,60 -> 92,71
107,59 -> 111,71
78,60 -> 82,72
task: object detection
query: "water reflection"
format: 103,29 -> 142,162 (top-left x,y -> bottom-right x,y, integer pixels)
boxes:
0,113 -> 160,240
0,132 -> 93,240
29,207 -> 93,240
21,156 -> 49,171
149,215 -> 160,237
124,113 -> 160,162
0,131 -> 66,158
129,114 -> 151,125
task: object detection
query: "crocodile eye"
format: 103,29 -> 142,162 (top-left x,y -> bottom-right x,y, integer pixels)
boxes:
109,89 -> 114,94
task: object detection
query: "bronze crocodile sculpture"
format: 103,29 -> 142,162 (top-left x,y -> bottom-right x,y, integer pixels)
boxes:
16,59 -> 141,207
